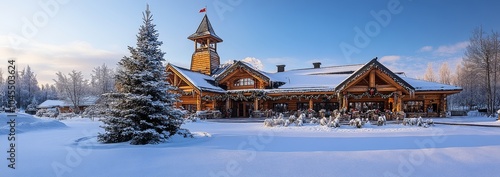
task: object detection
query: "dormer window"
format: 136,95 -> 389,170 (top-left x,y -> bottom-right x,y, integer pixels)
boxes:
234,78 -> 255,87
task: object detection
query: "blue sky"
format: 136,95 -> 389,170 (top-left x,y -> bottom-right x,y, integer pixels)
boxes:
1,0 -> 500,85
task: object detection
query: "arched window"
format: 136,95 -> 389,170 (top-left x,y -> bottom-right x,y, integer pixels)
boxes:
234,78 -> 255,87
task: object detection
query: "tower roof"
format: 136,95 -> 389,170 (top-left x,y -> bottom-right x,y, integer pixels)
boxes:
188,14 -> 223,42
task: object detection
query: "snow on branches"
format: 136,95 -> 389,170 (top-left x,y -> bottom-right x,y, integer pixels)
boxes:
98,5 -> 190,145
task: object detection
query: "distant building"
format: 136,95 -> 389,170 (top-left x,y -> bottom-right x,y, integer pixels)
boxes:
38,97 -> 97,113
166,15 -> 462,118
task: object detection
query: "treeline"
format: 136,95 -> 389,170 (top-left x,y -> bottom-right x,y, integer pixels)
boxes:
0,63 -> 115,113
422,26 -> 500,115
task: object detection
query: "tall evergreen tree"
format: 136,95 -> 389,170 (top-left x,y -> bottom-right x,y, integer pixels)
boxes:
19,66 -> 40,109
98,5 -> 186,145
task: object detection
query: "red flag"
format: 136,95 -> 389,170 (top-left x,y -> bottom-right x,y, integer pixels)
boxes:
199,7 -> 206,13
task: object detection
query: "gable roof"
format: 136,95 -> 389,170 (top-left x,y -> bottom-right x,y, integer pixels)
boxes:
335,58 -> 415,93
187,14 -> 223,42
168,64 -> 226,93
215,61 -> 273,83
270,64 -> 363,91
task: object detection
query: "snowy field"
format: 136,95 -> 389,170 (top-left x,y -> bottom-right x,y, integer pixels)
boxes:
1,113 -> 500,177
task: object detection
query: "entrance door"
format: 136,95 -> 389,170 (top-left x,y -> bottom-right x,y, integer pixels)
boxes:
231,101 -> 254,117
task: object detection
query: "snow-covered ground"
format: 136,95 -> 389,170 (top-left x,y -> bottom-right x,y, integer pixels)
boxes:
1,113 -> 500,177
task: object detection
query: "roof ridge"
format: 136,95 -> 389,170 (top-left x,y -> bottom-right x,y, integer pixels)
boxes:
286,63 -> 364,72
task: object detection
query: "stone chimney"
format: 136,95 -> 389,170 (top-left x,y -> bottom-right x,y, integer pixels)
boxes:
313,62 -> 321,69
277,65 -> 286,72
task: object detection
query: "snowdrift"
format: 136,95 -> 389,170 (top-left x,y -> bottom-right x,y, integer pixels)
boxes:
0,113 -> 67,135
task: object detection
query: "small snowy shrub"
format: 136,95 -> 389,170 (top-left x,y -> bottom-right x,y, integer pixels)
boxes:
57,113 -> 78,120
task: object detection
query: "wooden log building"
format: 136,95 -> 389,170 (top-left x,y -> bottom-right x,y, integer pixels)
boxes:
166,15 -> 462,118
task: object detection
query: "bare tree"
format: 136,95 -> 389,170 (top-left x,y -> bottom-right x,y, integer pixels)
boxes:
54,70 -> 89,114
423,62 -> 437,82
463,27 -> 500,115
454,62 -> 481,110
90,63 -> 115,95
439,62 -> 452,85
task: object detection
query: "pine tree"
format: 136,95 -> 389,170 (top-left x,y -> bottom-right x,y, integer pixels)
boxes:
19,66 -> 40,109
98,5 -> 186,145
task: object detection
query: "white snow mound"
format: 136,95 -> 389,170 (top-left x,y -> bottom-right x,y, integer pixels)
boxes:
0,113 -> 67,135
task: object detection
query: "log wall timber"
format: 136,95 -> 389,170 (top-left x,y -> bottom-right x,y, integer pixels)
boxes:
346,85 -> 397,92
190,50 -> 220,75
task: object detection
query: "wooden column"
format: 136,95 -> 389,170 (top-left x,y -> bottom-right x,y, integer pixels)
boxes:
196,93 -> 202,111
194,41 -> 197,50
254,99 -> 259,112
309,98 -> 314,110
225,99 -> 230,111
395,91 -> 402,112
342,92 -> 348,110
441,94 -> 447,117
243,103 -> 247,117
369,70 -> 376,88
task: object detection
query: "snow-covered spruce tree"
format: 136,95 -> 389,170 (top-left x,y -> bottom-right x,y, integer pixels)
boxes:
98,5 -> 187,145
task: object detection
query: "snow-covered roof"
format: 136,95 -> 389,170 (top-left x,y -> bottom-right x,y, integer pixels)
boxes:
37,96 -> 98,108
400,77 -> 462,91
335,58 -> 415,93
268,64 -> 363,91
170,58 -> 461,94
214,60 -> 274,83
170,65 -> 226,93
37,97 -> 98,109
38,100 -> 66,108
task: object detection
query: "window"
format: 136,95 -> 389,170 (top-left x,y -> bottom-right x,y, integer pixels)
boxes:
297,102 -> 309,111
349,102 -> 384,112
273,103 -> 288,113
234,78 -> 255,87
403,101 -> 424,113
313,102 -> 339,112
181,104 -> 197,112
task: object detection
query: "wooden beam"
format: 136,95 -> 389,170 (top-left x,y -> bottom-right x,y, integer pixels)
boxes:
369,70 -> 375,88
375,70 -> 409,94
254,99 -> 259,113
196,94 -> 202,111
396,91 -> 402,112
